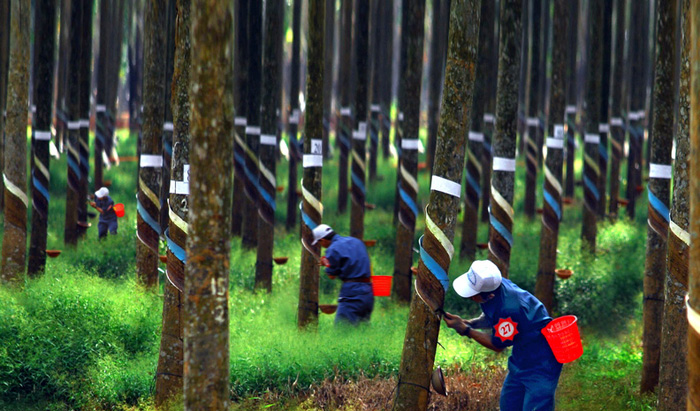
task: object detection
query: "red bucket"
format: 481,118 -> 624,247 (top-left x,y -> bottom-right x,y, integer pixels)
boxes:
114,203 -> 125,218
541,315 -> 583,363
371,275 -> 392,297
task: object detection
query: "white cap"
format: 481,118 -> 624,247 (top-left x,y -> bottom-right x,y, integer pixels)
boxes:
311,224 -> 334,245
95,187 -> 109,198
453,260 -> 502,298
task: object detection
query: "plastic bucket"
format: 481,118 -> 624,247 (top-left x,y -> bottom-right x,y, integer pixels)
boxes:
541,315 -> 583,363
114,203 -> 125,218
371,275 -> 392,297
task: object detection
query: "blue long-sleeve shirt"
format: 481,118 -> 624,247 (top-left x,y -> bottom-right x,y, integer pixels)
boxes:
324,235 -> 371,280
95,196 -> 117,223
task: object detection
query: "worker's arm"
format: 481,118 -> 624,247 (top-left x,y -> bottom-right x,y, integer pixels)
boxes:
443,312 -> 504,353
467,312 -> 491,329
89,201 -> 104,214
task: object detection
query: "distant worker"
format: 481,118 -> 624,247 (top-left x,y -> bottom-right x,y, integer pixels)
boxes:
311,224 -> 374,324
443,260 -> 562,411
89,187 -> 118,239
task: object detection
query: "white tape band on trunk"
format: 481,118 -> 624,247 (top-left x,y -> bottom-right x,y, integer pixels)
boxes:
289,110 -> 300,124
554,125 -> 564,140
246,126 -> 261,135
169,180 -> 190,195
163,122 -> 174,132
599,124 -> 610,133
566,105 -> 576,114
260,134 -> 277,146
371,104 -> 380,112
340,107 -> 352,116
34,130 -> 52,141
686,296 -> 700,336
584,134 -> 600,144
402,139 -> 419,150
649,163 -> 672,179
140,154 -> 163,168
546,137 -> 564,149
610,117 -> 623,126
80,119 -> 90,128
492,157 -> 516,172
483,113 -> 495,124
235,117 -> 247,126
670,220 -> 690,246
303,154 -> 323,168
67,121 -> 80,130
526,117 -> 539,127
628,112 -> 640,121
96,105 -> 107,112
431,176 -> 461,198
469,131 -> 484,142
353,130 -> 366,140
398,112 -> 404,121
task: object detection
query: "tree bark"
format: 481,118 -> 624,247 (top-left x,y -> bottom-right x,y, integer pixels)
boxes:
392,0 -> 425,304
460,0 -> 495,260
657,0 -> 688,406
184,1 -> 233,408
425,0 -> 448,174
608,0 -> 627,220
0,0 -> 10,214
322,0 -> 335,160
0,0 -> 29,283
95,0 -> 112,191
255,0 -> 284,292
479,2 -> 499,225
241,0 -> 262,249
534,0 -> 567,314
63,0 -> 83,247
596,0 -> 612,219
127,0 -> 144,168
285,0 -> 301,230
392,1 -> 480,408
563,0 -> 578,200
76,0 -> 94,237
155,0 -> 190,405
137,0 -> 166,288
159,0 -> 177,234
580,0 -> 604,252
523,0 -> 542,219
336,0 -> 352,215
27,0 -> 57,277
297,0 -> 325,330
379,0 -> 394,161
105,0 -> 125,164
232,0 -> 248,236
367,0 -> 381,181
487,0 -> 523,278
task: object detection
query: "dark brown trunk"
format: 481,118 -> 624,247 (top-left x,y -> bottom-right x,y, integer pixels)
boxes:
392,0 -> 425,304
184,1 -> 233,408
0,1 -> 10,214
285,0 -> 301,230
379,0 -> 394,161
94,0 -> 112,191
105,0 -> 125,162
596,0 -> 612,219
297,0 -> 325,330
0,0 -> 29,283
136,0 -> 166,288
487,0 -> 523,278
76,0 -> 93,237
322,0 -> 335,160
563,0 -> 578,200
53,0 -> 70,161
425,0 -> 448,174
393,1 -> 480,408
608,0 -> 627,220
523,0 -> 542,219
336,0 -> 352,215
232,0 -> 248,237
255,0 -> 284,292
159,0 -> 176,234
367,0 -> 380,181
127,0 -> 144,168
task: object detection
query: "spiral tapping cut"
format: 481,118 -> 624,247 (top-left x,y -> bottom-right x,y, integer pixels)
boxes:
165,201 -> 188,292
583,134 -> 601,212
258,134 -> 277,226
66,122 -> 81,192
647,163 -> 672,240
542,126 -> 564,232
339,107 -> 352,157
243,126 -> 261,205
3,173 -> 28,231
351,122 -> 367,208
398,141 -> 419,230
525,117 -> 539,202
609,117 -> 624,168
489,183 -> 514,268
137,155 -> 163,254
466,132 -> 484,211
95,105 -> 108,155
32,131 -> 51,221
416,207 -> 454,316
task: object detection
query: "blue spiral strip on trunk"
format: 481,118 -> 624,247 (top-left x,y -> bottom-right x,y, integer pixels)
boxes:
648,190 -> 670,222
351,172 -> 366,195
543,190 -> 561,221
466,171 -> 481,198
583,175 -> 600,200
137,197 -> 161,233
418,235 -> 449,291
489,210 -> 514,246
399,186 -> 418,218
599,142 -> 608,161
68,155 -> 80,177
32,174 -> 50,202
299,201 -> 318,230
483,141 -> 492,154
164,227 -> 186,263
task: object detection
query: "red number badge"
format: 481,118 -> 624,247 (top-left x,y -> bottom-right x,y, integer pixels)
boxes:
494,317 -> 519,342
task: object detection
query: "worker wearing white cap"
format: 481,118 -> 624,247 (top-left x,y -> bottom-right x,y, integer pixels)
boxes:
89,187 -> 118,239
443,260 -> 562,411
311,224 -> 374,324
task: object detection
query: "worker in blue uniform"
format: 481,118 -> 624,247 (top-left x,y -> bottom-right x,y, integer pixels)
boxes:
312,224 -> 374,324
89,187 -> 118,239
443,260 -> 562,411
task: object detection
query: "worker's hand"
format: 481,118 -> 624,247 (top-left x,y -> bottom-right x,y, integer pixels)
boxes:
89,201 -> 96,208
443,311 -> 469,336
319,256 -> 330,267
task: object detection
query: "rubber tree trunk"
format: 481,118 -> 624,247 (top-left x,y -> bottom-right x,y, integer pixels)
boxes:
297,0 -> 325,330
392,1 -> 480,408
0,0 -> 29,283
95,0 -> 112,191
523,0 -> 542,219
76,0 -> 94,237
640,0 -> 677,394
563,0 -> 578,200
580,0 -> 604,253
487,0 -> 523,278
596,0 -> 612,219
53,0 -> 70,158
688,0 -> 700,406
0,1 -> 11,214
159,1 -> 176,235
255,0 -> 284,292
127,0 -> 144,165
336,0 -> 352,215
184,1 -> 233,408
425,0 -> 446,174
322,0 -> 335,160
63,0 -> 82,247
657,0 -> 688,405
105,0 -> 125,163
392,0 -> 410,225
379,0 -> 394,161
480,2 -> 499,225
608,0 -> 627,220
27,0 -> 57,277
516,0 -> 529,157
285,0 -> 301,230
460,0 -> 495,260
136,0 -> 166,288
154,0 -> 190,405
367,0 -> 381,181
534,0 -> 568,314
232,0 -> 248,237
392,0 -> 425,304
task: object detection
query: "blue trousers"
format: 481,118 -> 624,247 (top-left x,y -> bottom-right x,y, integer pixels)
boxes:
499,358 -> 562,411
98,220 -> 118,239
335,282 -> 374,325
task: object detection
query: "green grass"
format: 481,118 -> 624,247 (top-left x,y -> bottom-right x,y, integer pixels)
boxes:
0,126 -> 655,410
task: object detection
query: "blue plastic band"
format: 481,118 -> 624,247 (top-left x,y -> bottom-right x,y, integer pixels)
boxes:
583,175 -> 600,200
648,189 -> 670,223
543,189 -> 561,221
466,171 -> 481,197
399,186 -> 418,218
338,129 -> 350,149
483,141 -> 492,154
68,155 -> 80,177
137,197 -> 161,233
259,186 -> 276,212
599,143 -> 608,161
489,212 -> 514,247
79,152 -> 89,172
32,174 -> 50,202
418,235 -> 449,291
164,227 -> 187,263
299,201 -> 318,230
164,140 -> 172,156
351,172 -> 366,195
